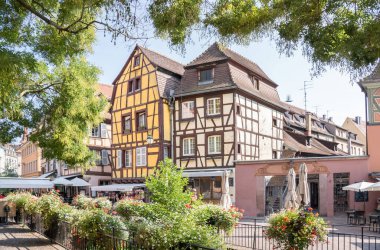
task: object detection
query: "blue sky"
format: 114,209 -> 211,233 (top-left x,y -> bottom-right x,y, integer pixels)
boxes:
88,33 -> 366,125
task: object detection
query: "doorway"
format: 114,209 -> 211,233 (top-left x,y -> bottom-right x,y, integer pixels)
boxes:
309,182 -> 319,209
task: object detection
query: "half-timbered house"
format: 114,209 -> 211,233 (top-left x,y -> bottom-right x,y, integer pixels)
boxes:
111,45 -> 183,183
173,43 -> 285,202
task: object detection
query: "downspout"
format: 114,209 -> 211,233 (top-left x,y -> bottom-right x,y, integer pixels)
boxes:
169,90 -> 175,160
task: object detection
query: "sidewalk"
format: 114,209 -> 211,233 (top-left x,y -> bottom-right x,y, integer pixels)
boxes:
0,224 -> 65,250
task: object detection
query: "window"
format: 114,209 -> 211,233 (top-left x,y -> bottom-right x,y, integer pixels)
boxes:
229,177 -> 234,187
207,98 -> 221,116
134,55 -> 140,67
91,126 -> 100,137
198,69 -> 213,84
181,101 -> 195,119
136,147 -> 146,166
272,150 -> 277,159
128,80 -> 133,93
273,118 -> 278,127
163,146 -> 169,159
123,115 -> 131,133
94,150 -> 102,165
135,78 -> 141,91
208,135 -> 221,154
117,150 -> 122,169
183,137 -> 195,156
236,105 -> 241,115
137,112 -> 146,130
250,76 -> 259,90
125,150 -> 132,167
237,144 -> 241,154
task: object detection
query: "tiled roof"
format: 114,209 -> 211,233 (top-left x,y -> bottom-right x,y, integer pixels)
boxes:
186,43 -> 276,86
360,63 -> 380,85
97,83 -> 113,99
139,46 -> 184,76
284,131 -> 339,156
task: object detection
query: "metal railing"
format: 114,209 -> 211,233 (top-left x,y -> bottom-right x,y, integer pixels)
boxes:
221,221 -> 380,250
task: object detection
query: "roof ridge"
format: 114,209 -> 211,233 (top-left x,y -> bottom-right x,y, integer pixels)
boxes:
138,45 -> 184,67
186,42 -> 227,66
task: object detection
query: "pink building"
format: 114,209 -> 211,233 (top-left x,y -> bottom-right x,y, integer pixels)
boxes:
235,64 -> 380,217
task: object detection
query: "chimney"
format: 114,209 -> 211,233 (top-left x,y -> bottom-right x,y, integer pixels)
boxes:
322,114 -> 326,120
355,116 -> 361,124
305,112 -> 312,137
328,117 -> 333,122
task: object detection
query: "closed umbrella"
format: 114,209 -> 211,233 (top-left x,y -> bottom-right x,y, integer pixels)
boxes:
284,168 -> 299,209
220,170 -> 232,209
296,163 -> 310,207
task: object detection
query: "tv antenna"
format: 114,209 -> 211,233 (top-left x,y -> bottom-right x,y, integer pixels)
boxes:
285,95 -> 293,103
300,81 -> 313,112
313,105 -> 320,116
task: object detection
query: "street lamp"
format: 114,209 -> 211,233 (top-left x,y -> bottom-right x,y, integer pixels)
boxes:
146,134 -> 153,144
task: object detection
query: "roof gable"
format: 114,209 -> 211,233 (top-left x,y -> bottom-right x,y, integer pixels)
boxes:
359,63 -> 380,86
186,42 -> 276,86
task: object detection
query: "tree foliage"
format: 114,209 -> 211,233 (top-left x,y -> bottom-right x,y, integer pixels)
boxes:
1,0 -> 378,167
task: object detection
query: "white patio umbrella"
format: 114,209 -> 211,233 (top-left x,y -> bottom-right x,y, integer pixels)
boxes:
220,170 -> 232,209
296,163 -> 310,207
362,182 -> 380,191
342,181 -> 373,192
284,168 -> 299,209
342,181 -> 373,211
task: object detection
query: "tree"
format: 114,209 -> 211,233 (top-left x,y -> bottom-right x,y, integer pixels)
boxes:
149,0 -> 379,77
1,163 -> 18,177
1,0 -> 378,167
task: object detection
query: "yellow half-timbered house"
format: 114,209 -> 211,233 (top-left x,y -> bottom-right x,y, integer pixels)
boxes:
111,45 -> 184,182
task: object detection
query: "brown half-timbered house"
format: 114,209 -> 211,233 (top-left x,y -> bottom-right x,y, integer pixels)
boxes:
173,43 -> 285,202
111,45 -> 183,183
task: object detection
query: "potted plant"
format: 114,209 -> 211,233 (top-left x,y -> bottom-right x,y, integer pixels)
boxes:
265,208 -> 328,250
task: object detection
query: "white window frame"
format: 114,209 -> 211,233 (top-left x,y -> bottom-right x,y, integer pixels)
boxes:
137,112 -> 146,130
181,101 -> 195,119
183,137 -> 195,156
125,150 -> 132,167
136,147 -> 146,166
123,115 -> 131,133
101,150 -> 109,165
207,98 -> 221,116
208,135 -> 221,154
91,126 -> 100,137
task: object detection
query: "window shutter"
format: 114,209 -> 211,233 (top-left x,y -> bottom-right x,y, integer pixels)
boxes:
101,150 -> 109,165
100,123 -> 107,138
117,150 -> 122,168
142,147 -> 146,166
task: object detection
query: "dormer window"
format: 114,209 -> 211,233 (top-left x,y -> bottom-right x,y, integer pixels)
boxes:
250,76 -> 260,90
198,68 -> 213,85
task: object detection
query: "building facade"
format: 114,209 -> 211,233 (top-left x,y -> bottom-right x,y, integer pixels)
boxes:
173,43 -> 285,202
111,45 -> 183,183
342,116 -> 366,154
0,144 -> 20,176
19,139 -> 43,177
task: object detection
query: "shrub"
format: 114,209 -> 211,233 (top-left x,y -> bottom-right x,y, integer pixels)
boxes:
35,191 -> 64,229
191,204 -> 243,232
265,208 -> 328,250
6,192 -> 36,211
72,209 -> 127,241
114,199 -> 151,220
72,194 -> 94,209
92,197 -> 112,212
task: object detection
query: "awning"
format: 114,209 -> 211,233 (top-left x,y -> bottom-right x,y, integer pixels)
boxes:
52,177 -> 73,186
0,177 -> 53,189
91,184 -> 145,192
182,170 -> 226,178
39,171 -> 55,178
70,177 -> 91,187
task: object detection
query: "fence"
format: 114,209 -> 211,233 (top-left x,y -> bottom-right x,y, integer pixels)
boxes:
21,214 -> 216,250
221,220 -> 380,250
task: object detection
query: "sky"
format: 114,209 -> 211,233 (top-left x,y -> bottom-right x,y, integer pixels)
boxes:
88,33 -> 366,125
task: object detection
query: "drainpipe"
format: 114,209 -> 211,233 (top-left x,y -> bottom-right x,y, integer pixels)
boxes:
169,90 -> 175,159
